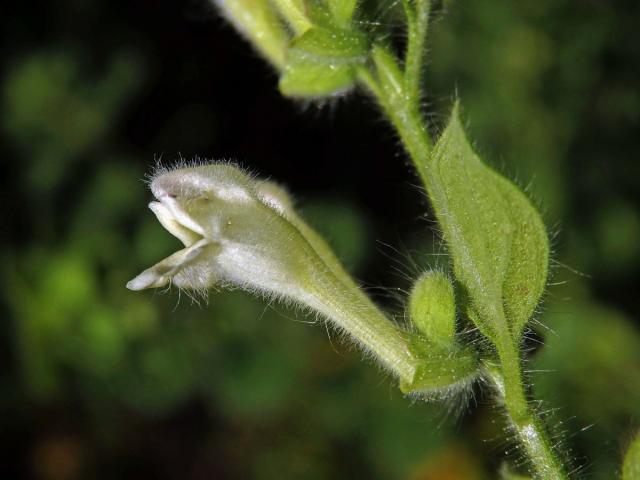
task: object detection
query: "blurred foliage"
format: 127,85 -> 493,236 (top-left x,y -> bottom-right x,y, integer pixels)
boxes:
1,0 -> 639,479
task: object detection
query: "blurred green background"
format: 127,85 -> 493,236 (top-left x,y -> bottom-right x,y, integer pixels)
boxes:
1,0 -> 639,478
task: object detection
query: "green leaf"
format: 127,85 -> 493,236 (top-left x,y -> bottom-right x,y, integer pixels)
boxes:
327,0 -> 359,26
425,103 -> 548,344
290,26 -> 368,62
278,25 -> 368,98
279,56 -> 355,97
624,432 -> 640,480
492,171 -> 548,337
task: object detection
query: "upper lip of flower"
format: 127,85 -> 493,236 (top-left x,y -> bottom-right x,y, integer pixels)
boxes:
149,193 -> 206,247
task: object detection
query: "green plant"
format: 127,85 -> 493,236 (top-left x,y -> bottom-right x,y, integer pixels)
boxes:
126,1 -> 638,478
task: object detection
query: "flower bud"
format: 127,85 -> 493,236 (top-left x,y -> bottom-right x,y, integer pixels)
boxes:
408,271 -> 456,347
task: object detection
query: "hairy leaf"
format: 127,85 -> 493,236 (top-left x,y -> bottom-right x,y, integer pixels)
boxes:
279,55 -> 355,97
425,103 -> 549,343
491,171 -> 548,337
279,24 -> 368,98
289,26 -> 368,62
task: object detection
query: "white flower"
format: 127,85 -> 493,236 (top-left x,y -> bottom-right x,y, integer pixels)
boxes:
127,162 -> 419,383
127,163 -> 319,300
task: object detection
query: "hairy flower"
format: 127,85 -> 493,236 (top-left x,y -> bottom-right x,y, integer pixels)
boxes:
127,162 -> 419,382
128,163 -> 324,299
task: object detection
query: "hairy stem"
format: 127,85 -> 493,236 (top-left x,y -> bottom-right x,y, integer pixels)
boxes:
488,340 -> 568,479
271,0 -> 311,34
403,0 -> 431,107
359,40 -> 569,480
357,46 -> 431,182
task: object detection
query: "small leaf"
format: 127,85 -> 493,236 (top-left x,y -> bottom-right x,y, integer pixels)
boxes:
400,337 -> 478,396
425,103 -> 549,343
278,25 -> 368,99
279,56 -> 355,97
408,271 -> 456,347
290,26 -> 368,62
623,432 -> 640,480
327,0 -> 359,26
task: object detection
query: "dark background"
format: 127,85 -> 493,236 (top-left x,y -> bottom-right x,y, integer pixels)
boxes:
2,0 -> 639,479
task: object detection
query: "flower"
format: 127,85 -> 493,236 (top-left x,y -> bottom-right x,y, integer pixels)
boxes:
127,162 -> 322,300
127,164 -> 480,391
127,162 -> 420,383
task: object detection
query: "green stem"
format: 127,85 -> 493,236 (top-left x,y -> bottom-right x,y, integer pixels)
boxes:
489,339 -> 568,480
357,45 -> 431,185
359,41 -> 569,480
403,0 -> 431,107
271,0 -> 311,34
